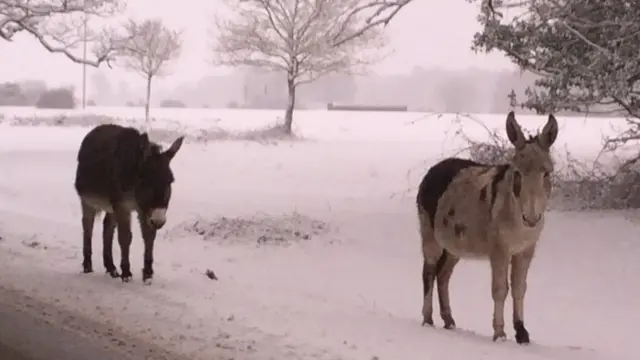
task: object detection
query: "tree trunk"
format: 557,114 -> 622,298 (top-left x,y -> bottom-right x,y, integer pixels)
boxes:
145,74 -> 153,124
283,78 -> 296,135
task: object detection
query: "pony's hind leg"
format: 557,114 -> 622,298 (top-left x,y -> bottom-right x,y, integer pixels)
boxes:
422,258 -> 437,326
436,250 -> 460,329
419,211 -> 442,326
102,213 -> 119,278
81,201 -> 96,273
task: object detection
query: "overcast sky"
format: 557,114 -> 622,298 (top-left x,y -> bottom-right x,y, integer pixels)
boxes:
0,0 -> 514,89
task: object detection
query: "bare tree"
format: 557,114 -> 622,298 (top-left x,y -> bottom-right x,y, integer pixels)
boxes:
0,0 -> 125,66
115,18 -> 182,122
212,0 -> 387,134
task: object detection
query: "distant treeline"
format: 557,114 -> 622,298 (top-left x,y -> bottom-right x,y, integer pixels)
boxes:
0,81 -> 76,109
0,81 -> 191,110
147,66 -> 625,116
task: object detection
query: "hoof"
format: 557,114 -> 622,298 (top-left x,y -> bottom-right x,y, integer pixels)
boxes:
106,269 -> 120,278
514,321 -> 530,344
82,264 -> 93,273
120,268 -> 133,283
492,331 -> 507,342
142,269 -> 154,285
442,314 -> 456,330
422,317 -> 434,327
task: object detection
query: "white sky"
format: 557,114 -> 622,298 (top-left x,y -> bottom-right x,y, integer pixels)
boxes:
0,0 -> 514,89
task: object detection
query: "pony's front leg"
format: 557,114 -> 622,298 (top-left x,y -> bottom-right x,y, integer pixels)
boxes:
511,245 -> 536,344
114,207 -> 133,282
138,213 -> 157,285
490,250 -> 510,341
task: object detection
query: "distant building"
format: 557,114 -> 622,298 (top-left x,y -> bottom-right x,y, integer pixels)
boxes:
327,103 -> 408,112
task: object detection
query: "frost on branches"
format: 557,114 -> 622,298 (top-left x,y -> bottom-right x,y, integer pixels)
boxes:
0,0 -> 124,66
471,0 -> 640,135
467,0 -> 640,209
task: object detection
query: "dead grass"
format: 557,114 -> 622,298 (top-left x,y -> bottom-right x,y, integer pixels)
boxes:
164,212 -> 332,247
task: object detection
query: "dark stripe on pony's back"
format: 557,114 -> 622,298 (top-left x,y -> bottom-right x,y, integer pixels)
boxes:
490,165 -> 510,207
416,157 -> 485,226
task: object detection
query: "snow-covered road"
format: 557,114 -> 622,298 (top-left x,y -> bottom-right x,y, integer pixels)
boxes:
0,122 -> 637,360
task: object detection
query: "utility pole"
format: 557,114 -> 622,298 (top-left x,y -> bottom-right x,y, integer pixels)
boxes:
82,2 -> 87,109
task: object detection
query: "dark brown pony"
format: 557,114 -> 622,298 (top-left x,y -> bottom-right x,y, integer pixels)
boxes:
74,124 -> 184,284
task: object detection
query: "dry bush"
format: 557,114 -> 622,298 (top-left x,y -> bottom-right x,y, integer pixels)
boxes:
193,121 -> 303,144
450,113 -> 640,211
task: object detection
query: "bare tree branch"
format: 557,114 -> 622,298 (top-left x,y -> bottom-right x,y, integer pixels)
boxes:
472,0 -> 640,193
330,0 -> 508,48
330,0 -> 410,46
0,0 -> 125,67
472,0 -> 640,117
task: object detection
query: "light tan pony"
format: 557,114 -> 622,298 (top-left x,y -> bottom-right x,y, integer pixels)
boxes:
415,111 -> 558,344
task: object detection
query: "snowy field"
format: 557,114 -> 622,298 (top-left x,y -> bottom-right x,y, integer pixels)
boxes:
0,108 -> 638,360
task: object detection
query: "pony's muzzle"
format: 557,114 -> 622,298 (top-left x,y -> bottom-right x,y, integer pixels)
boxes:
148,208 -> 167,229
522,214 -> 542,228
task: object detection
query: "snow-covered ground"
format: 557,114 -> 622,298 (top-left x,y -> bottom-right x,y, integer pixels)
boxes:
0,109 -> 638,360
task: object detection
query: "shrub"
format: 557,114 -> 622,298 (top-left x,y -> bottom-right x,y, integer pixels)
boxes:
35,88 -> 76,109
451,113 -> 640,211
0,82 -> 30,106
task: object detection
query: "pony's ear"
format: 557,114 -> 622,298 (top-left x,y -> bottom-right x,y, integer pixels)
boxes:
505,111 -> 526,149
164,136 -> 184,161
538,114 -> 559,150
